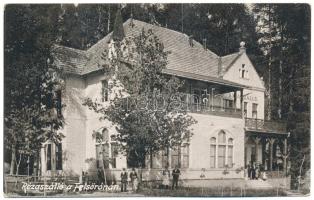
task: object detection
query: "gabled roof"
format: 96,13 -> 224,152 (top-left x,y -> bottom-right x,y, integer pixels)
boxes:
52,18 -> 248,89
52,45 -> 90,75
52,19 -> 220,77
221,52 -> 242,73
86,19 -> 220,77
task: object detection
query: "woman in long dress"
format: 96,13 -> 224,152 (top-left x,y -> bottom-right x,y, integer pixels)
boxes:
130,168 -> 138,192
162,167 -> 170,189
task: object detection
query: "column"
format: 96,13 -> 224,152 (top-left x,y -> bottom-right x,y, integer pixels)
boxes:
261,138 -> 266,170
244,136 -> 249,166
234,91 -> 237,111
109,143 -> 112,169
283,138 -> 288,175
240,89 -> 244,114
254,137 -> 261,163
269,138 -> 275,171
51,144 -> 56,177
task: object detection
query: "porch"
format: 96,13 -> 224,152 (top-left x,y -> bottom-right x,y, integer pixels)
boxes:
244,118 -> 288,173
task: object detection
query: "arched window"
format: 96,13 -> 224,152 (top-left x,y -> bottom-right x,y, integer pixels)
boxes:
218,131 -> 226,168
218,131 -> 226,143
210,137 -> 216,168
102,128 -> 109,142
228,138 -> 234,167
210,131 -> 234,168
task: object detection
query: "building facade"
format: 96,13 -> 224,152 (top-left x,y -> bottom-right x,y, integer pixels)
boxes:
41,19 -> 288,181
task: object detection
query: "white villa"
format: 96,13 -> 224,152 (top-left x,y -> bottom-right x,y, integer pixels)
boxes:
41,17 -> 288,182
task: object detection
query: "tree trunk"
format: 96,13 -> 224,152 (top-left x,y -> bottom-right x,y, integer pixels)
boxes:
15,153 -> 22,176
266,4 -> 273,121
9,144 -> 16,175
107,5 -> 111,33
278,24 -> 284,119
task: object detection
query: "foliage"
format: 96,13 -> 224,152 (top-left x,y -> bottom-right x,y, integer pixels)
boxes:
84,28 -> 196,167
4,4 -> 310,184
253,4 -> 310,189
4,4 -> 65,175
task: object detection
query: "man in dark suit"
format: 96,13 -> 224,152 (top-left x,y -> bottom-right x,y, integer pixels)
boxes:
172,166 -> 181,189
120,168 -> 128,192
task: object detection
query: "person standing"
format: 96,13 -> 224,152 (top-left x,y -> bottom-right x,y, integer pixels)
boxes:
252,163 -> 256,180
129,168 -> 138,192
255,165 -> 260,180
172,166 -> 181,190
162,166 -> 170,189
120,168 -> 128,192
97,169 -> 104,184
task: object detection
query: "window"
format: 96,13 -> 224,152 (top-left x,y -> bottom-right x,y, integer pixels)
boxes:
102,129 -> 109,142
252,103 -> 258,118
210,131 -> 234,168
148,145 -> 189,169
171,146 -> 180,168
218,145 -> 226,168
96,128 -> 110,168
210,137 -> 216,168
170,145 -> 189,168
228,138 -> 234,167
240,64 -> 248,79
251,146 -> 256,162
192,88 -> 209,111
161,149 -> 168,168
244,102 -> 248,118
218,132 -> 226,168
56,143 -> 62,170
218,131 -> 226,143
223,99 -> 233,109
181,144 -> 189,168
150,149 -> 169,169
47,144 -> 52,171
45,143 -> 62,171
201,90 -> 208,106
111,143 -> 119,168
101,80 -> 109,102
193,89 -> 200,105
152,151 -> 162,169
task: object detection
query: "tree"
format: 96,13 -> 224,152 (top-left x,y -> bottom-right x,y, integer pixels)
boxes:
84,27 -> 196,168
254,4 -> 310,190
4,4 -> 65,175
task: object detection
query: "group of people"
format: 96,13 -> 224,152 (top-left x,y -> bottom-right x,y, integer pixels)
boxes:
119,165 -> 182,192
161,166 -> 181,190
246,163 -> 267,181
120,168 -> 139,192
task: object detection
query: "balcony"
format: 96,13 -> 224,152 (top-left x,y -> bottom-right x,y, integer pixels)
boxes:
245,118 -> 287,134
186,104 -> 242,118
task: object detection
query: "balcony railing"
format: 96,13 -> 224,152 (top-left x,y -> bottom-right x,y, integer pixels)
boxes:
245,118 -> 287,133
180,103 -> 242,118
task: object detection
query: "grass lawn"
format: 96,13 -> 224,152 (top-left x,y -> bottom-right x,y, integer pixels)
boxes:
137,186 -> 287,197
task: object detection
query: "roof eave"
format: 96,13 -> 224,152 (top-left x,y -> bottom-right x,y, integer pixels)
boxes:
162,68 -> 249,90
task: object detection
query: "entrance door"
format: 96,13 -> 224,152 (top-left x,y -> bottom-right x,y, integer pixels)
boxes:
251,146 -> 256,164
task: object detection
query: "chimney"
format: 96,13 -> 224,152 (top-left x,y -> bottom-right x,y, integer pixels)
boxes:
239,41 -> 246,54
202,38 -> 207,49
188,35 -> 194,47
111,8 -> 125,42
218,57 -> 223,77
